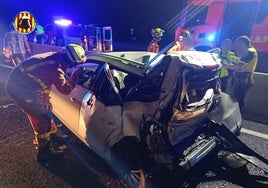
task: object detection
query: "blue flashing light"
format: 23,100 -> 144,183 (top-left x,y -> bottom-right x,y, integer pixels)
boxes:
54,19 -> 72,26
207,33 -> 216,42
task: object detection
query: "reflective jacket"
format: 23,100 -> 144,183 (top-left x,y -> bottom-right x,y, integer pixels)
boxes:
240,47 -> 258,73
11,52 -> 76,95
148,41 -> 160,53
234,47 -> 258,84
219,51 -> 239,78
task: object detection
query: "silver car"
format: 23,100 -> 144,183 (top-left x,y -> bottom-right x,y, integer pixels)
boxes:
50,50 -> 247,187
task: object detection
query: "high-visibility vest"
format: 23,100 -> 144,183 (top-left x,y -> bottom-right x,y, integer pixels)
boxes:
241,47 -> 258,73
219,51 -> 239,78
233,47 -> 258,84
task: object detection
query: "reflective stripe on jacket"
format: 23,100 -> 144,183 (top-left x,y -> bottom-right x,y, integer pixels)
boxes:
15,52 -> 75,95
234,47 -> 258,84
219,51 -> 239,78
241,47 -> 258,72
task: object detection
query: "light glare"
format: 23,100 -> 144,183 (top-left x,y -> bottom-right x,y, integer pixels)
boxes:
207,33 -> 216,42
54,19 -> 72,26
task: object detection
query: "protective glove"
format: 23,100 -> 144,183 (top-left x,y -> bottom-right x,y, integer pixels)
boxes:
69,66 -> 85,82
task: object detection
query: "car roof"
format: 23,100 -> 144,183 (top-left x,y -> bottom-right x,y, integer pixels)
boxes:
85,50 -> 221,76
85,51 -> 165,76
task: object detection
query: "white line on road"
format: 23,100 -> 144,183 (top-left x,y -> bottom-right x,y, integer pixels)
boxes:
241,128 -> 268,140
0,103 -> 15,109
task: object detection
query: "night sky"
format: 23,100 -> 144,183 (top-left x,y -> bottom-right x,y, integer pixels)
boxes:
0,0 -> 183,45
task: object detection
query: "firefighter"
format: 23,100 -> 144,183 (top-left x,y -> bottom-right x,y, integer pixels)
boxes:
147,27 -> 164,53
222,35 -> 258,114
5,44 -> 86,163
167,30 -> 194,53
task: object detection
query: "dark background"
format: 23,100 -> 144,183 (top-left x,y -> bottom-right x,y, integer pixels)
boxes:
0,0 -> 183,47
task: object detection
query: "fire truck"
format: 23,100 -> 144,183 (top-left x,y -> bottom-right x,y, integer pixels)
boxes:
176,0 -> 268,52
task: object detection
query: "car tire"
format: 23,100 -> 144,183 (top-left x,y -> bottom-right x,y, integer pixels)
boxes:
110,136 -> 149,187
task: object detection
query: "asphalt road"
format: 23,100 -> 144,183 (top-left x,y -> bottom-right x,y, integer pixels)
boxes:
1,64 -> 268,188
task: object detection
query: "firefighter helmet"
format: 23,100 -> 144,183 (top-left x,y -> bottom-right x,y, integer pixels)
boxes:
63,44 -> 86,63
180,30 -> 191,38
151,27 -> 164,38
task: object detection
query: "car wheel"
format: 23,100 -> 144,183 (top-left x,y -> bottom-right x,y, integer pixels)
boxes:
123,169 -> 148,188
111,136 -> 149,188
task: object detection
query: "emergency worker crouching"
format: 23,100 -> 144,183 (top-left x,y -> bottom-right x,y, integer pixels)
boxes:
222,35 -> 258,114
5,44 -> 86,163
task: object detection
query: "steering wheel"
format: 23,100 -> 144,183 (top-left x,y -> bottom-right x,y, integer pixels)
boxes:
77,69 -> 94,85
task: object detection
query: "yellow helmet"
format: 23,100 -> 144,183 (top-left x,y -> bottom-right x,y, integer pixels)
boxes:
180,30 -> 191,38
64,44 -> 85,63
151,27 -> 164,38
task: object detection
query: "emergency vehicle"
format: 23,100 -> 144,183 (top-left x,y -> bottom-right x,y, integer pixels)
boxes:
176,0 -> 268,52
0,24 -> 113,68
44,23 -> 113,52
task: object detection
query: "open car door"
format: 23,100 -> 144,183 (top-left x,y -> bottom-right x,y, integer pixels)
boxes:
78,63 -> 124,159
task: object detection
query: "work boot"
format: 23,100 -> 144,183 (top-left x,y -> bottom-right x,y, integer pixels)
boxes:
50,120 -> 69,146
33,133 -> 68,149
36,140 -> 66,164
50,132 -> 69,146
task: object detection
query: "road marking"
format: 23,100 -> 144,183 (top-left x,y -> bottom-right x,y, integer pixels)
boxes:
241,128 -> 268,140
0,103 -> 15,109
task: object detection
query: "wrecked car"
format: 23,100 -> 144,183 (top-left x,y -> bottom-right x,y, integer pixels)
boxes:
50,50 -> 268,187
